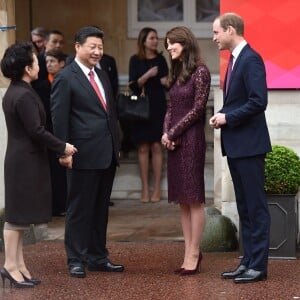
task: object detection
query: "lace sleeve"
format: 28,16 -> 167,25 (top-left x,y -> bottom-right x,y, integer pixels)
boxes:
168,65 -> 211,140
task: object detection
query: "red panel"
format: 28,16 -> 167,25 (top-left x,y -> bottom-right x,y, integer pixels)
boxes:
220,0 -> 300,88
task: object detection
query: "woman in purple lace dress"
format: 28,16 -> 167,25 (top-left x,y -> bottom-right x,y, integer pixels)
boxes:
162,26 -> 211,275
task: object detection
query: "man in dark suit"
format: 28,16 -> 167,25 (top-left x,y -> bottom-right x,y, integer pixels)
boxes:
210,13 -> 271,283
51,26 -> 124,278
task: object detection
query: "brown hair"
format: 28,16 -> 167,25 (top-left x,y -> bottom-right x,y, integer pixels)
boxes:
137,27 -> 159,60
164,26 -> 202,85
219,13 -> 244,36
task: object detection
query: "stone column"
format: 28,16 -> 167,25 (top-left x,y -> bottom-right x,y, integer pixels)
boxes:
0,0 -> 15,208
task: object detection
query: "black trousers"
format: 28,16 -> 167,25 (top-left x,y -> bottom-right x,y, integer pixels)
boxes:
65,163 -> 116,268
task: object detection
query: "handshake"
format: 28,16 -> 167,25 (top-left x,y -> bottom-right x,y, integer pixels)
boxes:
59,143 -> 78,169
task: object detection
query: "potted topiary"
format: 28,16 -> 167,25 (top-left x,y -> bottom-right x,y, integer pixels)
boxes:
265,145 -> 300,259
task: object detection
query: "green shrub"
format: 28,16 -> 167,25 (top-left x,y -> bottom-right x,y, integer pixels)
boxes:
265,145 -> 300,194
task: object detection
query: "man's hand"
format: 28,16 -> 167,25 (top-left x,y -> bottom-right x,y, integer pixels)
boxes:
209,113 -> 226,129
59,155 -> 73,169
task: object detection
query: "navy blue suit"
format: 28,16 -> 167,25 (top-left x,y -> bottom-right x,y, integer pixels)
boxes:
220,44 -> 271,272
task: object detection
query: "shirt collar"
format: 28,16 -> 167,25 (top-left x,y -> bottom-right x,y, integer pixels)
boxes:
232,40 -> 247,62
74,57 -> 95,76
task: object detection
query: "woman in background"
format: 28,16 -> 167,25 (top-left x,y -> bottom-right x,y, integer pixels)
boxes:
129,27 -> 169,203
0,42 -> 76,288
162,26 -> 211,275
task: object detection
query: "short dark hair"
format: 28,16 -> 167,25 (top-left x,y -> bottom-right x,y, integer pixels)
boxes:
1,42 -> 34,82
46,30 -> 64,40
46,49 -> 67,62
74,26 -> 104,45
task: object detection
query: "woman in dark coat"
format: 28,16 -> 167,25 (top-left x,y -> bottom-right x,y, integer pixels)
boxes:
0,42 -> 77,288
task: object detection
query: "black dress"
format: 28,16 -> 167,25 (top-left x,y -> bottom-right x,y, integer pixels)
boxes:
128,54 -> 168,145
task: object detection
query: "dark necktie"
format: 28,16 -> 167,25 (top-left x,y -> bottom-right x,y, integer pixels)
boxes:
88,70 -> 107,111
225,54 -> 234,94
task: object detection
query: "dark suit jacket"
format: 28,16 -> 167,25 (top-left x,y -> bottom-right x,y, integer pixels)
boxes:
50,60 -> 120,169
100,54 -> 119,100
220,44 -> 271,158
65,53 -> 119,100
3,81 -> 65,224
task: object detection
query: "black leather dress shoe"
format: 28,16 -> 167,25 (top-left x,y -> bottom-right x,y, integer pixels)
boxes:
69,266 -> 86,278
88,261 -> 124,272
221,265 -> 247,279
234,269 -> 267,284
109,201 -> 114,206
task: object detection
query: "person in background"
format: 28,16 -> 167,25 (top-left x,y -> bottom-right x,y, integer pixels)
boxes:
210,12 -> 271,283
32,29 -> 65,98
129,27 -> 169,203
45,49 -> 68,216
0,42 -> 77,288
162,26 -> 210,275
31,27 -> 48,55
51,26 -> 124,278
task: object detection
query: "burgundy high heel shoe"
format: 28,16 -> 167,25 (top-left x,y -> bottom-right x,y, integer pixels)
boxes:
0,268 -> 34,288
180,252 -> 203,276
174,267 -> 184,274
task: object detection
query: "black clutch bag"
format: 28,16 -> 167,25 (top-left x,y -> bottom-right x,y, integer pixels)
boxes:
117,83 -> 150,121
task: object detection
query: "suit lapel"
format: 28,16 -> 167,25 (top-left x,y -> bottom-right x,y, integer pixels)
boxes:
225,44 -> 250,100
71,62 -> 108,113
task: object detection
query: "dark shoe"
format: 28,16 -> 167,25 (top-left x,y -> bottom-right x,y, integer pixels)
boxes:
180,252 -> 203,276
221,265 -> 247,279
234,269 -> 267,284
174,267 -> 184,274
109,201 -> 114,206
20,272 -> 41,285
88,261 -> 124,272
69,266 -> 86,278
0,268 -> 34,288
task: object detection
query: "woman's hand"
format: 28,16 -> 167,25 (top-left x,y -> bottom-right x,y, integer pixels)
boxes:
161,133 -> 176,151
146,66 -> 158,78
64,143 -> 78,156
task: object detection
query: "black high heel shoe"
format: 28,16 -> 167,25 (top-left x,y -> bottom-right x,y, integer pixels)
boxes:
0,268 -> 34,288
180,252 -> 203,276
21,272 -> 41,285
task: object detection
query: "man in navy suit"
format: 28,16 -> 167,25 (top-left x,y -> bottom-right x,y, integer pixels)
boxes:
51,26 -> 124,278
210,13 -> 271,283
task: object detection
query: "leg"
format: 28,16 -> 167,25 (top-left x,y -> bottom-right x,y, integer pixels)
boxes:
184,203 -> 205,270
179,204 -> 192,268
150,142 -> 163,202
16,230 -> 30,277
228,156 -> 270,271
3,227 -> 24,282
137,143 -> 150,202
227,157 -> 252,268
64,169 -> 100,268
88,164 -> 116,265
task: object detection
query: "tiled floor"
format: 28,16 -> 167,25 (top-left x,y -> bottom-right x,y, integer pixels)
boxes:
1,199 -> 300,299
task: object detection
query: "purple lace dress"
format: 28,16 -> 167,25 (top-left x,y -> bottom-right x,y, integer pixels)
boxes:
163,64 -> 211,204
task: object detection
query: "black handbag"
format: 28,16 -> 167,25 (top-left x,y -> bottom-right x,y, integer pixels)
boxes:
117,83 -> 150,121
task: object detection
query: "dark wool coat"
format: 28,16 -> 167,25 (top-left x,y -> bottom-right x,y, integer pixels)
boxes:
2,80 -> 65,225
